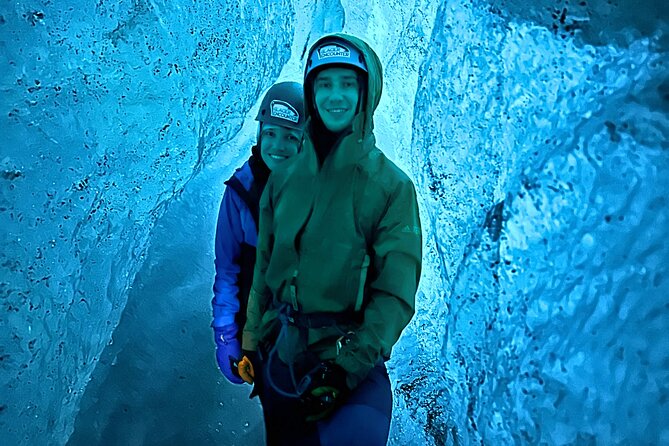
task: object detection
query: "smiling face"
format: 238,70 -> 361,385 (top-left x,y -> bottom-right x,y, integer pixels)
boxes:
259,123 -> 302,171
313,67 -> 360,133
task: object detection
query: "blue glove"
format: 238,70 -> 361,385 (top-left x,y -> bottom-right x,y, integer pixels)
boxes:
214,324 -> 244,384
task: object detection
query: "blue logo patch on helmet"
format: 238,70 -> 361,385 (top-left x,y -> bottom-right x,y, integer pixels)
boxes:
317,43 -> 351,60
270,100 -> 299,123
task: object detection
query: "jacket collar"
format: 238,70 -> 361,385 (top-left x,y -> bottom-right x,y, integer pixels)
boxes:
300,113 -> 376,174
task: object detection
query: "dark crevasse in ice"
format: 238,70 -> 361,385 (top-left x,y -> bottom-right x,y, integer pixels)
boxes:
1,0 -> 668,445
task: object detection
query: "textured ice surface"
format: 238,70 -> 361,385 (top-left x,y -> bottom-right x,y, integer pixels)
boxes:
1,0 -> 293,444
395,1 -> 669,445
1,0 -> 667,445
67,162 -> 267,445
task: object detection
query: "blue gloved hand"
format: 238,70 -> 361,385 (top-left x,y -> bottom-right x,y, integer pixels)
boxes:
214,323 -> 244,384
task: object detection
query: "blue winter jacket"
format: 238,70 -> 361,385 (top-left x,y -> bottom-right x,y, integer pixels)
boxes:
212,156 -> 267,328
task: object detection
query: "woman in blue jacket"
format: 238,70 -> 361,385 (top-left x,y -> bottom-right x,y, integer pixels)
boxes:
211,82 -> 305,384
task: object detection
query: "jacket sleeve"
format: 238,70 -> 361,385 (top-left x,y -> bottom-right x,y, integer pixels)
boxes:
211,188 -> 245,328
242,179 -> 274,351
335,179 -> 422,389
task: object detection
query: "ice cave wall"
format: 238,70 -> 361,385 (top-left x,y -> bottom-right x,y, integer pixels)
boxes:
397,1 -> 669,445
1,0 -> 294,444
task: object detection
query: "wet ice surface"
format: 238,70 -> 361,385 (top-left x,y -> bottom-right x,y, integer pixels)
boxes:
1,0 -> 293,444
395,1 -> 669,445
1,0 -> 667,445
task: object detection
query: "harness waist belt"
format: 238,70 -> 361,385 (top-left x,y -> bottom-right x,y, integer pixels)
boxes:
285,308 -> 362,329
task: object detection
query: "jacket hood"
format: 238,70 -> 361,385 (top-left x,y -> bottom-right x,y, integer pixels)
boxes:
304,33 -> 383,138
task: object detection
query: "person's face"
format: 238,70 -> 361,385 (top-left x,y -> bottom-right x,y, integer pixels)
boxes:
313,67 -> 360,133
259,123 -> 302,171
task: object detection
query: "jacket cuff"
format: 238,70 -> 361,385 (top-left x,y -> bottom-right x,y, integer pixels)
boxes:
241,331 -> 259,351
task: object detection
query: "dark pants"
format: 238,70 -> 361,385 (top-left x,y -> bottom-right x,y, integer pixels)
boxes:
256,355 -> 392,446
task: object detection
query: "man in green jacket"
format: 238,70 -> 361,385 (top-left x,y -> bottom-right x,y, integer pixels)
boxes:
240,33 -> 422,446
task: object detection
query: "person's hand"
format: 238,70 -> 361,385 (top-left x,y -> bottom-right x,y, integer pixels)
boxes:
300,362 -> 349,422
237,352 -> 256,384
214,324 -> 244,384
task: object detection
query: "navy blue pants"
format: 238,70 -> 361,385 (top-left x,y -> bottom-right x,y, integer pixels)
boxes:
256,355 -> 392,446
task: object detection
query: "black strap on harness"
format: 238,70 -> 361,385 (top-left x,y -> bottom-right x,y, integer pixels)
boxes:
233,242 -> 255,337
264,303 -> 360,399
287,308 -> 362,329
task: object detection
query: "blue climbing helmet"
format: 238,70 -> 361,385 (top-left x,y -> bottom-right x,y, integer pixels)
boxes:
255,81 -> 306,130
305,36 -> 368,80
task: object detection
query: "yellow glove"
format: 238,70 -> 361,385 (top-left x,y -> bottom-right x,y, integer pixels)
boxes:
238,355 -> 255,384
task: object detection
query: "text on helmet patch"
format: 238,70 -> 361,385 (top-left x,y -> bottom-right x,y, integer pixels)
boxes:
270,100 -> 299,123
318,43 -> 350,60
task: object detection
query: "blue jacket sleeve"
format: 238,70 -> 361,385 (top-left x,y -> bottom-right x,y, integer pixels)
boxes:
211,187 -> 246,328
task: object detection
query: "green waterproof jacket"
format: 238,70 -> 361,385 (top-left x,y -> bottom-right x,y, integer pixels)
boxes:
242,34 -> 422,389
